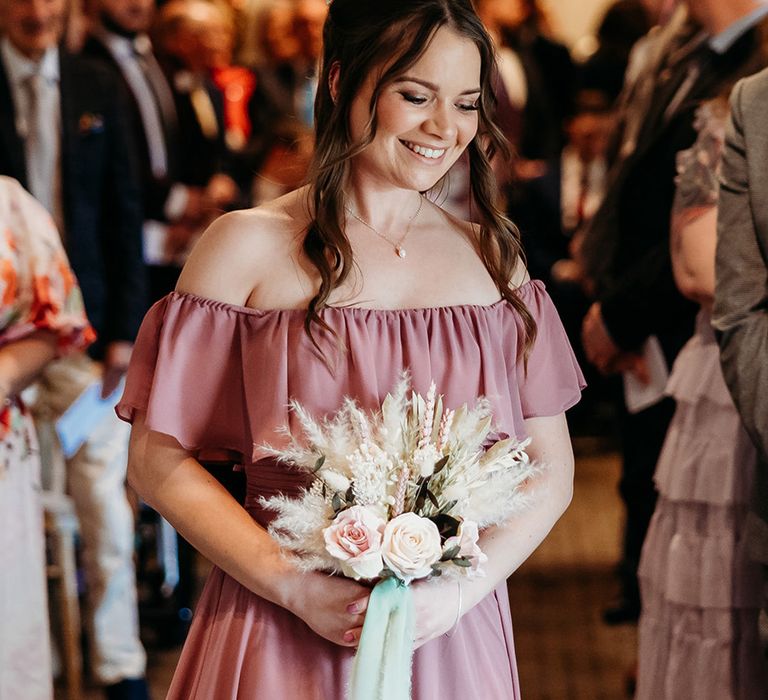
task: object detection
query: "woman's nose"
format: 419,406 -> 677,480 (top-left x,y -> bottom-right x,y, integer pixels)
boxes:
423,102 -> 457,142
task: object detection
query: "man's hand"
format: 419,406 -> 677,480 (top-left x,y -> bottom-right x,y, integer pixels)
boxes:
206,173 -> 238,209
102,341 -> 133,399
582,303 -> 622,374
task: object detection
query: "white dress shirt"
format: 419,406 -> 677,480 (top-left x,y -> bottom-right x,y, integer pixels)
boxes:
0,38 -> 63,232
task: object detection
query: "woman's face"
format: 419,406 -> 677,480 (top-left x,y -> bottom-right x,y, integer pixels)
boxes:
347,25 -> 482,194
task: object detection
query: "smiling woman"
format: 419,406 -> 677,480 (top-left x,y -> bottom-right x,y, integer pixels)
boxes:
116,1 -> 584,698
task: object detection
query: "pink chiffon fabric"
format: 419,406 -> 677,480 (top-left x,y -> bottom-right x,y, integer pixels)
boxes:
117,279 -> 584,699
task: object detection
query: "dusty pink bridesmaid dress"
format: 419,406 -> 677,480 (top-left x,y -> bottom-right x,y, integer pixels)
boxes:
117,279 -> 584,699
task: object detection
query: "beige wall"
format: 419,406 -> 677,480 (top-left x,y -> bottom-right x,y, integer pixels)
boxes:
542,0 -> 619,47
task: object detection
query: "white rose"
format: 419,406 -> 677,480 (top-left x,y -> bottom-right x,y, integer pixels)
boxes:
381,513 -> 442,584
443,520 -> 487,578
323,505 -> 385,580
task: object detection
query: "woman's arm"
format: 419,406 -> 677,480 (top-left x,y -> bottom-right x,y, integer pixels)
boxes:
412,413 -> 574,645
127,413 -> 371,647
670,206 -> 717,308
0,330 -> 59,402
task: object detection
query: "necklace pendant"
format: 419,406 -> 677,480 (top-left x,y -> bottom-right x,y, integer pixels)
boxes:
396,245 -> 407,259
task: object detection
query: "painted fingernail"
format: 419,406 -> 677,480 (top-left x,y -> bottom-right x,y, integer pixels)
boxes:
343,631 -> 354,642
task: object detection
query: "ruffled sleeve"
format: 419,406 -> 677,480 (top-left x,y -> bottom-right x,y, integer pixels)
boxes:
0,178 -> 95,354
515,281 -> 586,419
117,281 -> 586,464
116,293 -> 255,463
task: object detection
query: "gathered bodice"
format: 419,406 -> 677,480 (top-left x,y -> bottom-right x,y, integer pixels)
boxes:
117,279 -> 584,473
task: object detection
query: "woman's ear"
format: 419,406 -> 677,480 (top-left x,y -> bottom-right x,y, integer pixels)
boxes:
328,61 -> 341,104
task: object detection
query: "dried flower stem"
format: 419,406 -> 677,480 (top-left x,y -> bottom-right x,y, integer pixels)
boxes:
418,383 -> 437,450
436,408 -> 454,452
392,462 -> 410,516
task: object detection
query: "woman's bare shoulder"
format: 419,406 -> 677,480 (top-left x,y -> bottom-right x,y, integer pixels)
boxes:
176,190 -> 311,306
434,205 -> 530,290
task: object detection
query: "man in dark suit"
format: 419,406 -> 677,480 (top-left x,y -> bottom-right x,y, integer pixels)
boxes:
580,0 -> 768,623
0,1 -> 149,698
81,0 -> 218,302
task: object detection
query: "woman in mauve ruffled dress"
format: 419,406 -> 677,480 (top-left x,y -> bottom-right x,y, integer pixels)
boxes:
117,1 -> 584,697
636,99 -> 768,699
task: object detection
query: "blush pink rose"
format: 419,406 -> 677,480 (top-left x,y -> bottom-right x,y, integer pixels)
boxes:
323,505 -> 386,580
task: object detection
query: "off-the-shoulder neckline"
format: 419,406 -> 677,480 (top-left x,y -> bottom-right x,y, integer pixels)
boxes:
169,279 -> 539,317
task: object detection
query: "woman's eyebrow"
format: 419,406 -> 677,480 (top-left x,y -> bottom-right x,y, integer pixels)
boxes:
394,76 -> 481,95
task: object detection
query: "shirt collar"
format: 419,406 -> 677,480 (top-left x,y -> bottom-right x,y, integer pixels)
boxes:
1,36 -> 59,85
709,5 -> 768,54
94,25 -> 151,61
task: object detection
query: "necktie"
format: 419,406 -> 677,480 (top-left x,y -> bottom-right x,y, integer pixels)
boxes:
23,72 -> 59,223
189,81 -> 219,141
575,162 -> 590,232
117,43 -> 168,179
133,37 -> 177,134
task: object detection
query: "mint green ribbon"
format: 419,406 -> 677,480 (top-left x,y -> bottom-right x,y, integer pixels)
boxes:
348,577 -> 414,700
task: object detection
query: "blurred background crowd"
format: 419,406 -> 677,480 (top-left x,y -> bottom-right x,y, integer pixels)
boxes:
0,0 -> 767,698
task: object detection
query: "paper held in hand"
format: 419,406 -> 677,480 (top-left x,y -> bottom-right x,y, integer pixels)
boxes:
622,335 -> 670,415
55,379 -> 124,458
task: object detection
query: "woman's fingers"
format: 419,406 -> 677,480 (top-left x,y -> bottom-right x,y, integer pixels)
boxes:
346,594 -> 370,615
341,625 -> 364,647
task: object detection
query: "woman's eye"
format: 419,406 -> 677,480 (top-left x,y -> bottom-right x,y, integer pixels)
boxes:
457,102 -> 479,112
400,92 -> 428,105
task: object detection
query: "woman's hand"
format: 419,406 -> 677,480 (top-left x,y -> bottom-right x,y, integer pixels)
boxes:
411,578 -> 463,649
285,570 -> 372,648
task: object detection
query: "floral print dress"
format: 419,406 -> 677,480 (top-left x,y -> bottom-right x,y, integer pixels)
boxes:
0,177 -> 94,700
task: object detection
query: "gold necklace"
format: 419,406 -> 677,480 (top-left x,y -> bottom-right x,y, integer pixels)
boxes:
345,195 -> 423,259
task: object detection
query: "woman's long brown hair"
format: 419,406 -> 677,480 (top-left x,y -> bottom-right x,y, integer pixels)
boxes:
303,0 -> 536,360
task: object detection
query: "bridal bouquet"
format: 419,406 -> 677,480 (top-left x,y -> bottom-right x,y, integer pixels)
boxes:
261,376 -> 537,699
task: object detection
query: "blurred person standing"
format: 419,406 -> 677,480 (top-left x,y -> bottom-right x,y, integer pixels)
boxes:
251,0 -> 326,202
231,0 -> 273,68
253,0 -> 326,130
580,0 -> 768,625
715,66 -> 768,654
0,0 -> 150,697
478,0 -> 575,162
583,0 -> 652,101
153,0 -> 240,242
200,0 -> 279,199
291,0 -> 327,128
82,0 -> 216,302
0,177 -> 94,700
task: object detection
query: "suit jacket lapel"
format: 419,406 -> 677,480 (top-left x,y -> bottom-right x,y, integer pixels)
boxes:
0,55 -> 28,186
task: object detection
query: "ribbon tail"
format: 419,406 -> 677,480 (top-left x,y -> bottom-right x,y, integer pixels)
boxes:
348,577 -> 415,700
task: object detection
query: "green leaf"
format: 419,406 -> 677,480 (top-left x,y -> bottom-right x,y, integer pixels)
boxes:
380,568 -> 395,579
430,565 -> 443,577
311,455 -> 326,473
433,455 -> 450,474
441,545 -> 460,561
332,492 -> 343,513
345,485 -> 354,504
427,488 -> 440,509
414,480 -> 429,513
452,557 -> 472,567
